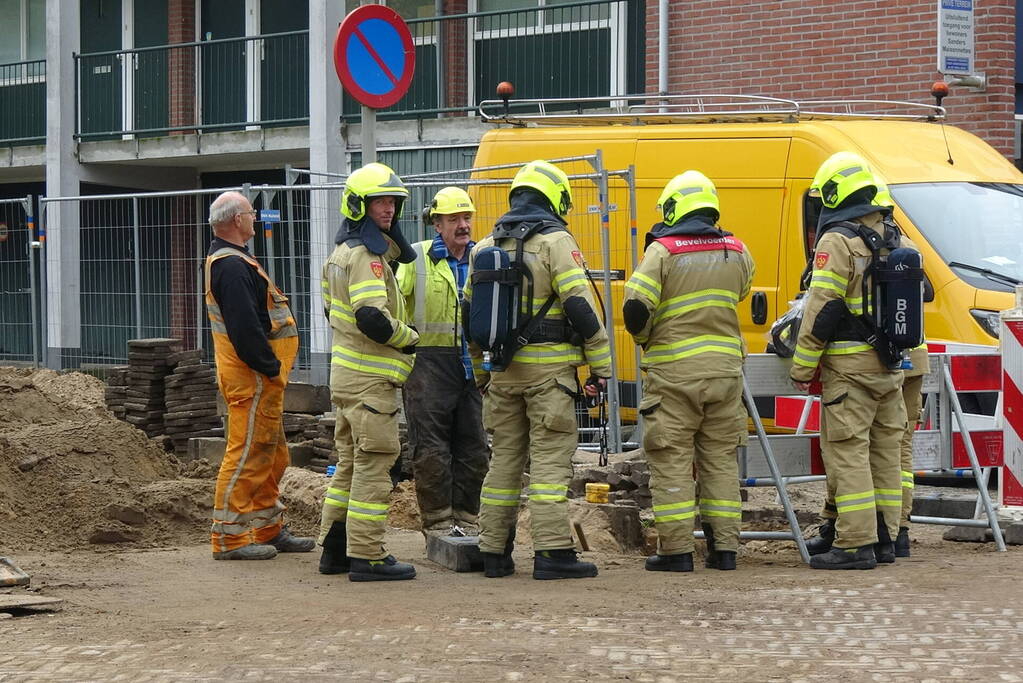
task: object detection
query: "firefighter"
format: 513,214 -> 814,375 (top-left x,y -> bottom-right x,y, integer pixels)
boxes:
205,190 -> 314,560
316,163 -> 420,582
465,160 -> 612,580
396,187 -> 489,538
791,152 -> 907,570
804,177 -> 929,559
623,171 -> 755,573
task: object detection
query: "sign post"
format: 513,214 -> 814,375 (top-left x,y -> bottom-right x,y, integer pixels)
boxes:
333,5 -> 416,164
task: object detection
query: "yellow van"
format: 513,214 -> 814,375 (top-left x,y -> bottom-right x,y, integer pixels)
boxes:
469,96 -> 1023,412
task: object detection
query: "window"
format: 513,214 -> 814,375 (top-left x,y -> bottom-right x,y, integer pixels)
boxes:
0,0 -> 45,65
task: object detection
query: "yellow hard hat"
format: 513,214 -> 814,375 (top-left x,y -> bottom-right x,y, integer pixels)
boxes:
872,177 -> 894,209
811,152 -> 878,209
341,162 -> 409,221
510,160 -> 573,216
657,170 -> 719,226
428,186 -> 475,220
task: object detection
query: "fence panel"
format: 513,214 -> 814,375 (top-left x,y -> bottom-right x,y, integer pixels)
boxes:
0,197 -> 39,365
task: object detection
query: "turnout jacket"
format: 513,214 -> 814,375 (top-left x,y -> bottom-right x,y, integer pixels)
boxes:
322,235 -> 419,387
790,211 -> 905,382
624,231 -> 755,378
465,223 -> 612,388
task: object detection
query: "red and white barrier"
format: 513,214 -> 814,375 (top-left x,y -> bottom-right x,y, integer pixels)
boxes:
1000,290 -> 1023,511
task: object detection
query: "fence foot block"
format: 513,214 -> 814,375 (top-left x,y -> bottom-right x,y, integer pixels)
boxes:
426,535 -> 483,572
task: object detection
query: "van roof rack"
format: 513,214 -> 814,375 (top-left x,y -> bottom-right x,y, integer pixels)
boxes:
478,94 -> 946,126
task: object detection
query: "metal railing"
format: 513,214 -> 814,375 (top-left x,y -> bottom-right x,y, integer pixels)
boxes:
75,31 -> 309,140
0,59 -> 46,146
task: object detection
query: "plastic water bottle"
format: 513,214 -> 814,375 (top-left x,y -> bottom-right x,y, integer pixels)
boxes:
325,464 -> 336,478
900,356 -> 913,370
482,351 -> 492,372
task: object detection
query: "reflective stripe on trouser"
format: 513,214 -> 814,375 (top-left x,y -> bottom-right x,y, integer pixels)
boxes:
211,335 -> 298,553
900,373 -> 923,526
641,368 -> 744,554
403,349 -> 490,528
476,370 -> 578,554
317,380 -> 401,559
819,368 -> 905,548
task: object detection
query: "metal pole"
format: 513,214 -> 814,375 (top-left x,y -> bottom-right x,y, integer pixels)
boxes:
943,361 -> 1006,551
37,202 -> 49,368
24,196 -> 39,367
285,167 -> 299,307
361,105 -> 377,164
743,372 -> 811,564
742,475 -> 827,487
696,531 -> 800,541
595,150 -> 621,453
658,0 -> 668,111
626,165 -> 643,444
972,467 -> 993,519
195,194 -> 204,355
261,189 -> 277,283
132,196 -> 142,338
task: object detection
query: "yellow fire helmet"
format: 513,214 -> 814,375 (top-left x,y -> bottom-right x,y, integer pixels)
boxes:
811,151 -> 879,209
340,162 -> 409,221
657,170 -> 720,226
427,186 -> 476,222
510,160 -> 573,216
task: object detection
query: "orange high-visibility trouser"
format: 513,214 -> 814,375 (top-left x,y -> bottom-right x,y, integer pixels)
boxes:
211,336 -> 298,553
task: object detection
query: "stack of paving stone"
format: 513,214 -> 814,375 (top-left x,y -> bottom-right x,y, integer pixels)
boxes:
308,415 -> 336,472
163,349 -> 222,457
123,338 -> 181,437
570,459 -> 652,508
282,412 -> 320,442
103,366 -> 129,419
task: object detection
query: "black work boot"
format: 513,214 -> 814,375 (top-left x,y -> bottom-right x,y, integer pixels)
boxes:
644,552 -> 694,573
349,555 -> 417,582
874,513 -> 895,564
702,523 -> 737,570
805,519 -> 836,556
317,522 -> 350,575
482,529 -> 515,578
894,526 -> 911,558
809,545 -> 877,570
533,549 -> 598,580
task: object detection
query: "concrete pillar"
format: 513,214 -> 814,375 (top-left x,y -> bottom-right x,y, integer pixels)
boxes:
307,0 -> 347,384
44,0 -> 82,369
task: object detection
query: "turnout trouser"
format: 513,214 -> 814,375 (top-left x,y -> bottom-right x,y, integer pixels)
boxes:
900,374 -> 924,526
477,370 -> 578,554
819,368 -> 905,548
318,380 -> 402,559
403,349 -> 490,529
211,336 -> 298,553
641,369 -> 744,554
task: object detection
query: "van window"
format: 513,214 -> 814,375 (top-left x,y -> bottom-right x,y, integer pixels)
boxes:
802,191 -> 822,260
892,182 -> 1023,292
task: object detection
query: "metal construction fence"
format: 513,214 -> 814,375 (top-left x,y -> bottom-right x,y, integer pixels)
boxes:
10,154 -> 639,452
0,196 -> 39,364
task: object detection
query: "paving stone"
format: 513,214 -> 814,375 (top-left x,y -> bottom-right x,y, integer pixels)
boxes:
188,437 -> 227,465
426,535 -> 484,572
284,382 -> 332,414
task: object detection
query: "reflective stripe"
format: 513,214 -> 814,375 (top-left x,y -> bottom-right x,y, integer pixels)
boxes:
825,341 -> 873,355
527,483 -> 568,502
331,345 -> 413,383
212,374 -> 263,551
329,298 -> 356,325
531,297 -> 563,316
653,288 -> 738,323
644,334 -> 742,364
347,498 -> 388,521
324,487 -> 350,509
481,486 -> 521,507
413,242 -> 428,331
514,343 -> 584,365
388,323 -> 415,348
901,471 -> 915,489
350,279 -> 387,303
835,490 -> 876,513
626,271 -> 661,304
586,344 -> 611,365
652,500 -> 696,522
845,296 -> 864,315
874,487 -> 902,507
809,269 -> 848,295
552,267 -> 587,294
699,498 -> 742,519
793,344 -> 823,368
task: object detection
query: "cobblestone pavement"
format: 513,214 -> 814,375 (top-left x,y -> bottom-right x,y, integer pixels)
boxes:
2,528 -> 1021,682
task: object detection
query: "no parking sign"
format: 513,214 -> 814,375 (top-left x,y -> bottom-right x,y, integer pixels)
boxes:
333,5 -> 415,109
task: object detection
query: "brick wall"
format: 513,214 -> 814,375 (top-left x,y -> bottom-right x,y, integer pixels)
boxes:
643,0 -> 1015,157
442,0 -> 469,114
168,0 -> 196,133
168,196 -> 198,347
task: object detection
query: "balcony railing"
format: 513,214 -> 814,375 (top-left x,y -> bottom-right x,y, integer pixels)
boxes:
75,30 -> 309,140
0,59 -> 46,146
70,0 -> 639,140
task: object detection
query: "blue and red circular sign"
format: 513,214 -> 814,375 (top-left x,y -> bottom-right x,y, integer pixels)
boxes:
334,5 -> 415,109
